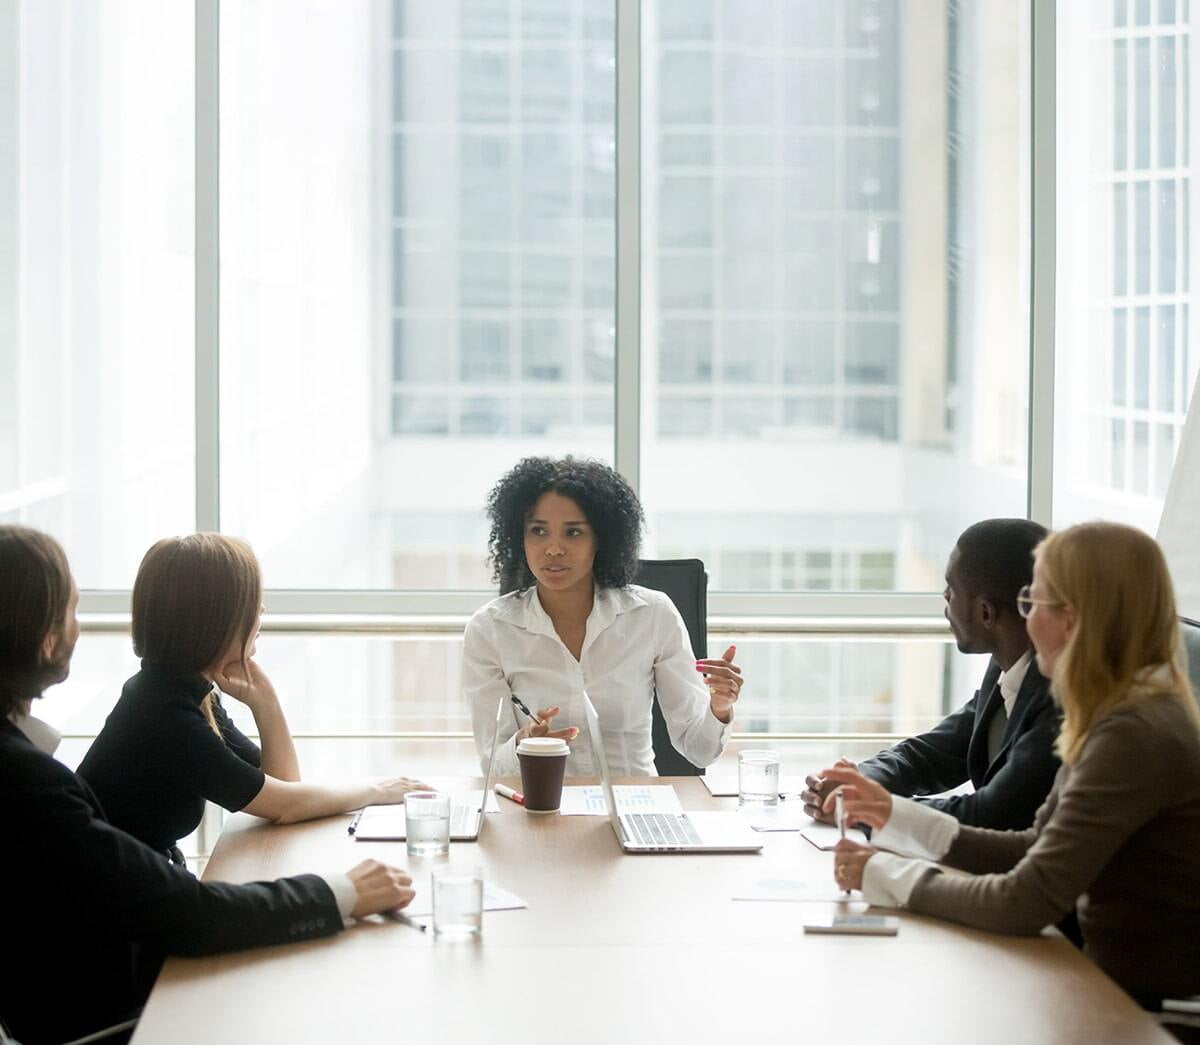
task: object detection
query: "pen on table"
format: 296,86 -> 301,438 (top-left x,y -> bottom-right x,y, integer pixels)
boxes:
347,810 -> 364,836
385,909 -> 427,932
510,693 -> 543,726
494,783 -> 525,806
835,788 -> 850,896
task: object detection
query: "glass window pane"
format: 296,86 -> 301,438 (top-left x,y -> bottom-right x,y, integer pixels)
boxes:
1157,305 -> 1177,410
1058,0 -> 1197,530
1159,37 -> 1177,166
1114,39 -> 1128,169
1160,179 -> 1178,291
221,1 -> 615,588
0,1 -> 195,587
1113,308 -> 1128,406
643,0 -> 1028,592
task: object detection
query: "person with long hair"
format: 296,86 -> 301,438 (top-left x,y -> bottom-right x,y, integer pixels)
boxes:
463,456 -> 744,777
78,534 -> 425,863
0,526 -> 414,1045
824,522 -> 1200,1007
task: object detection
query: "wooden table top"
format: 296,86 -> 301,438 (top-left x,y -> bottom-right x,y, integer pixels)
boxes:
134,777 -> 1170,1044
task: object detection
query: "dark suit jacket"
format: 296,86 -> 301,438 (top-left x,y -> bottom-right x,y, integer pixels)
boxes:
0,719 -> 341,1045
857,656 -> 1060,829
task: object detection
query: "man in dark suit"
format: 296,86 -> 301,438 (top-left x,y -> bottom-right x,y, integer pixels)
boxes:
0,526 -> 415,1045
803,518 -> 1059,831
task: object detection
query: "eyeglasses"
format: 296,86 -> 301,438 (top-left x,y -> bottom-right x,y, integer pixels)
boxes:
1016,584 -> 1064,619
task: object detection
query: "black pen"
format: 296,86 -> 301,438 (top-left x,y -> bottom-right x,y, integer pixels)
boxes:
510,693 -> 542,726
385,910 -> 427,932
347,810 -> 364,836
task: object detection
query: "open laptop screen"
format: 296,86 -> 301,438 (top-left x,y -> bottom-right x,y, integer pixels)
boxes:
582,692 -> 625,840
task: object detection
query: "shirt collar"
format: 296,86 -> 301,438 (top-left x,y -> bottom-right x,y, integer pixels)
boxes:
9,711 -> 62,755
998,650 -> 1033,715
493,585 -> 648,642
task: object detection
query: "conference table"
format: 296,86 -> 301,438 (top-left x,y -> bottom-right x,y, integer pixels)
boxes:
134,777 -> 1171,1044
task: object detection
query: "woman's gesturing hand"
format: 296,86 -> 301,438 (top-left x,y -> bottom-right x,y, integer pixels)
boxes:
347,859 -> 416,918
819,764 -> 894,831
698,645 -> 743,723
514,705 -> 579,746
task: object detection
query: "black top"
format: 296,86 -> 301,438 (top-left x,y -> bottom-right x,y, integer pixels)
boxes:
858,656 -> 1061,830
0,717 -> 338,1045
78,664 -> 266,853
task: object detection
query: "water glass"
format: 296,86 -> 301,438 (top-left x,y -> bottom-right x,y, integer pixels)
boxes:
405,791 -> 451,857
738,750 -> 781,807
432,865 -> 483,937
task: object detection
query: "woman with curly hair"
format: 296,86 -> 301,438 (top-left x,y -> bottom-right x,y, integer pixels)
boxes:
463,456 -> 744,777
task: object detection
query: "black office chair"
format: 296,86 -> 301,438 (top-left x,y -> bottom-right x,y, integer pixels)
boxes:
0,1015 -> 138,1045
1180,617 -> 1200,702
635,558 -> 709,777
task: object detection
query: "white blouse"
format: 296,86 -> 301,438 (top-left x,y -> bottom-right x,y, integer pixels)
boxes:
462,584 -> 732,778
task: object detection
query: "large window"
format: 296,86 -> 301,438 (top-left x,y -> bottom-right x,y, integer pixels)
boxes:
219,0 -> 616,590
640,1 -> 1031,596
0,0 -> 195,587
7,1 -> 1200,750
1056,0 -> 1200,531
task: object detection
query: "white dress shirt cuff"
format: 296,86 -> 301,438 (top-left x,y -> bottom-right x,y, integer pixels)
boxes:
707,705 -> 734,748
322,872 -> 358,927
870,795 -> 960,860
861,852 -> 940,908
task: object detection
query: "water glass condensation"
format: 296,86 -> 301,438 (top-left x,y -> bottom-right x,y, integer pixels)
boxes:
738,750 -> 781,807
405,792 -> 451,857
432,865 -> 483,938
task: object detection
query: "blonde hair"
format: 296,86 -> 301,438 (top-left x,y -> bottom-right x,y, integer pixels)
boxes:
132,534 -> 262,734
1035,521 -> 1200,764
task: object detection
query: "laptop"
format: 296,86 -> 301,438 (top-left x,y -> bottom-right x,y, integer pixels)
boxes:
350,695 -> 504,842
582,693 -> 762,854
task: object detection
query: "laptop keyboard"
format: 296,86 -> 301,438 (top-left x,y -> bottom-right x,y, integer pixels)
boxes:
624,813 -> 704,848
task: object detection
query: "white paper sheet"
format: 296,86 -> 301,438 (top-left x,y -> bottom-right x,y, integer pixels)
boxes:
350,792 -> 501,840
799,822 -> 869,851
732,877 -> 866,904
558,785 -> 684,816
402,881 -> 527,918
745,805 -> 824,832
701,776 -> 805,798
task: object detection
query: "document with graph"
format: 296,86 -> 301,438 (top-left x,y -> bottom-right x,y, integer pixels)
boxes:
559,785 -> 684,816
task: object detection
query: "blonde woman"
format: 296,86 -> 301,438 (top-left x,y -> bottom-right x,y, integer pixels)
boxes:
79,534 -> 425,864
824,522 -> 1200,1007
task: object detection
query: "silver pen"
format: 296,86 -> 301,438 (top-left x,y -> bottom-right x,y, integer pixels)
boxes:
835,789 -> 850,895
385,909 -> 427,932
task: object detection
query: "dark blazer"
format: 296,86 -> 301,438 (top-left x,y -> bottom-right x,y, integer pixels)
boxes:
0,718 -> 341,1045
857,656 -> 1060,829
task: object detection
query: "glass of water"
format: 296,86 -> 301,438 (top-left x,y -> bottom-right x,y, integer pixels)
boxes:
738,750 -> 781,807
405,791 -> 451,858
432,865 -> 484,938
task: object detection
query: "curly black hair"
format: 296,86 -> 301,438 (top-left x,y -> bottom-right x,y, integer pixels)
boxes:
486,456 -> 644,594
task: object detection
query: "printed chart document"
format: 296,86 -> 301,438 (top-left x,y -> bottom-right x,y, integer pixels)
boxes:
701,776 -> 804,798
799,821 -> 869,851
403,882 -> 527,918
559,785 -> 684,816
